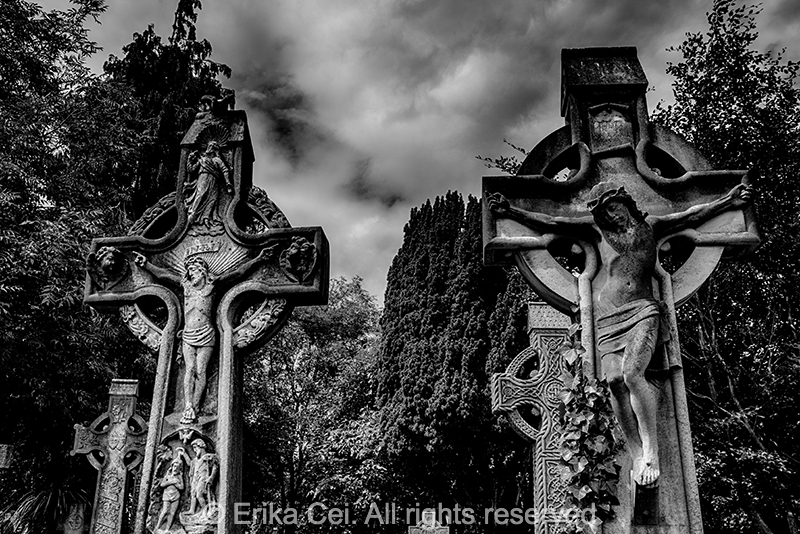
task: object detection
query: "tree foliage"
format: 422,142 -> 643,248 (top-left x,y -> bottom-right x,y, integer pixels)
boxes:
475,140 -> 527,176
653,1 -> 800,532
243,277 -> 386,534
376,192 -> 532,531
0,0 -> 233,529
103,0 -> 231,215
0,0 -> 156,529
557,325 -> 620,533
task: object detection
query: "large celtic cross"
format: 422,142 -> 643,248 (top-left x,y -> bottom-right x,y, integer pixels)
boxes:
84,104 -> 329,534
482,48 -> 758,532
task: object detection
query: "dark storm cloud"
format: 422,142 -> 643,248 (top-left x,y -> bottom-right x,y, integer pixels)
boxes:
345,159 -> 405,208
190,0 -> 719,301
238,79 -> 334,167
82,0 -> 799,302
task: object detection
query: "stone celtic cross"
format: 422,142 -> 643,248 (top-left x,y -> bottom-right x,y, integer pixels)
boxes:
483,48 -> 758,533
72,379 -> 147,534
491,303 -> 570,533
84,103 -> 329,534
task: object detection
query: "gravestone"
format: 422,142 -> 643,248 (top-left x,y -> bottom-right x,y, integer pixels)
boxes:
71,379 -> 147,534
61,503 -> 88,534
483,47 -> 758,533
491,302 -> 571,532
83,101 -> 329,534
408,510 -> 449,534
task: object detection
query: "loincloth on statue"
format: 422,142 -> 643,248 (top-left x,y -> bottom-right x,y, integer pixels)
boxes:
181,325 -> 216,348
596,298 -> 679,373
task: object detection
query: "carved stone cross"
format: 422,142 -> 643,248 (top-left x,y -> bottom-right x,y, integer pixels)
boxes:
491,302 -> 570,533
483,48 -> 758,533
83,105 -> 329,534
71,379 -> 147,534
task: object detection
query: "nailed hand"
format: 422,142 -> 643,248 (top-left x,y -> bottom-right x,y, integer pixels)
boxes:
487,192 -> 510,214
729,183 -> 753,208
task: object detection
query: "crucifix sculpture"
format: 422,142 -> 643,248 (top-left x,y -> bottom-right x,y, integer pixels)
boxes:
84,101 -> 329,534
71,379 -> 147,534
483,47 -> 758,532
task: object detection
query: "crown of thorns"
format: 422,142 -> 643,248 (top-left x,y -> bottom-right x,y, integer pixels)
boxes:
587,182 -> 647,221
184,256 -> 209,270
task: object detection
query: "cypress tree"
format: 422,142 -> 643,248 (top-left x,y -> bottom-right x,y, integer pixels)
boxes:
377,192 -> 532,528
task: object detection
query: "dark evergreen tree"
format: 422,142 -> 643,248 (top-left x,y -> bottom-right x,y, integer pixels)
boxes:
103,0 -> 232,215
653,1 -> 800,531
377,192 -> 532,531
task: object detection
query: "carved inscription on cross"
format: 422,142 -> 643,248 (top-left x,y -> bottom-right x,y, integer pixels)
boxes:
491,303 -> 570,533
72,379 -> 147,534
84,105 -> 329,534
483,48 -> 758,533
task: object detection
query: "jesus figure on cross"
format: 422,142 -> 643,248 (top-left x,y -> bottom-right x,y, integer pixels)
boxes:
489,181 -> 751,487
134,247 -> 276,424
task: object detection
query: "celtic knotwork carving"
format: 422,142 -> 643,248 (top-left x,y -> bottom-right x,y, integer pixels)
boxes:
492,346 -> 543,441
248,186 -> 290,229
72,380 -> 146,534
547,462 -> 568,507
493,304 -> 571,528
129,193 -> 177,236
120,305 -> 162,352
234,299 -> 288,349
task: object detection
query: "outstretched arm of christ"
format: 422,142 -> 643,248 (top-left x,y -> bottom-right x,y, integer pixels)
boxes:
650,183 -> 752,237
133,253 -> 182,286
216,244 -> 280,284
487,192 -> 594,232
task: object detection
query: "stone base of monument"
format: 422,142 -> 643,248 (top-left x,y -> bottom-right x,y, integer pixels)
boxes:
604,370 -> 696,533
180,506 -> 218,534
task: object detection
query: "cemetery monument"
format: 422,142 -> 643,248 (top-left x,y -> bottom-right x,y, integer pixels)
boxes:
483,47 -> 758,533
83,99 -> 329,534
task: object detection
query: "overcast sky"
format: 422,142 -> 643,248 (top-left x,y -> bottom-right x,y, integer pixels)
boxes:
49,0 -> 800,304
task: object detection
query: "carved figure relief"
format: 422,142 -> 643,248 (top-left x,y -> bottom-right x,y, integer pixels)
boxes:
134,247 -> 276,424
185,126 -> 232,233
186,439 -> 219,517
488,181 -> 752,487
280,236 -> 317,282
155,458 -> 185,533
88,246 -> 129,290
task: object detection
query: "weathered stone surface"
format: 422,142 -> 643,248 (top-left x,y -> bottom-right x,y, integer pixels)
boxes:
84,103 -> 329,534
491,302 -> 571,533
71,379 -> 147,534
483,47 -> 758,534
61,503 -> 88,534
408,510 -> 449,534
